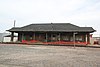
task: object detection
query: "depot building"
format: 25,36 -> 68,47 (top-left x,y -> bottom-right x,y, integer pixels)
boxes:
7,23 -> 95,45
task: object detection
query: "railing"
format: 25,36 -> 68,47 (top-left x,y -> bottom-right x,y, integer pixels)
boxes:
22,40 -> 89,45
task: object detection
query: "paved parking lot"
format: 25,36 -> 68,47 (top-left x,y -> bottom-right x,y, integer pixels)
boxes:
0,44 -> 100,67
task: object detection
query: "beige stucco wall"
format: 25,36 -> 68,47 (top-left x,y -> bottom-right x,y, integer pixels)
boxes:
3,37 -> 18,42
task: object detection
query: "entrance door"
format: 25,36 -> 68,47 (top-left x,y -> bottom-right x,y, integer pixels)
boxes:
52,34 -> 57,41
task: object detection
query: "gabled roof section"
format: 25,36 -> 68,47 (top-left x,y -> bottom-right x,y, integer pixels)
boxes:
7,23 -> 95,33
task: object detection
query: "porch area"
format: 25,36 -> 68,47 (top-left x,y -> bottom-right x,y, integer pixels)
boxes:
15,32 -> 90,45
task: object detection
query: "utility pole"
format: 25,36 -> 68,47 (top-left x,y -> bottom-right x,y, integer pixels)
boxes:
73,32 -> 78,48
14,20 -> 16,27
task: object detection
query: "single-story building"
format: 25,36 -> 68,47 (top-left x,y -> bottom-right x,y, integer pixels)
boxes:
0,33 -> 10,43
7,23 -> 95,45
90,34 -> 100,45
3,35 -> 18,42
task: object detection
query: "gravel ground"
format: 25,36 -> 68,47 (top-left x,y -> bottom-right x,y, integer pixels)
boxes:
0,44 -> 100,67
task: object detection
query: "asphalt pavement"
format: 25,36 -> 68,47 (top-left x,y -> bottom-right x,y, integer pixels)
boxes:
0,44 -> 100,67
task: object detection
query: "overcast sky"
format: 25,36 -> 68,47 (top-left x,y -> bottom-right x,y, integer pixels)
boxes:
0,0 -> 100,34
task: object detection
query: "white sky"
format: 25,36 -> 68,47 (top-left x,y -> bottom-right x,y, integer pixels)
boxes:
0,0 -> 100,34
